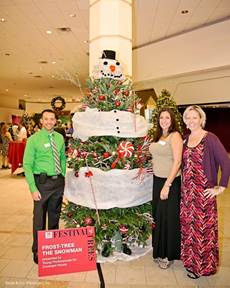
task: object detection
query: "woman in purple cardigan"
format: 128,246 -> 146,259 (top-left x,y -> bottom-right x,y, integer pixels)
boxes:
180,105 -> 230,279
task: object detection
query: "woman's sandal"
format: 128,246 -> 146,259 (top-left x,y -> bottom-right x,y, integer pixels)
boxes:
187,271 -> 200,279
158,258 -> 170,269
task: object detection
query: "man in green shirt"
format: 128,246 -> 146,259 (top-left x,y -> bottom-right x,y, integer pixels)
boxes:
23,109 -> 66,264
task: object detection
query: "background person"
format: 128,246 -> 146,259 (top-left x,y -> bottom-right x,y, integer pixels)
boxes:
0,123 -> 13,169
180,105 -> 230,279
17,122 -> 27,142
149,107 -> 183,269
23,109 -> 66,264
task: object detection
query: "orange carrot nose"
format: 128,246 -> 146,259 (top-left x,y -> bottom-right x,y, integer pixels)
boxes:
110,65 -> 115,72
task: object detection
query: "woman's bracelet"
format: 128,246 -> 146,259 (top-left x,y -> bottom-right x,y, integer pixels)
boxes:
164,183 -> 172,188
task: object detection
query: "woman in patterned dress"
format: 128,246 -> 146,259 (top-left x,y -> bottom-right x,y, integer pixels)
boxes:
180,105 -> 230,279
149,108 -> 183,269
1,123 -> 13,168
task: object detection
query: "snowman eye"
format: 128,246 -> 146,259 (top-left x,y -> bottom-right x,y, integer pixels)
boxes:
103,61 -> 108,65
116,61 -> 120,66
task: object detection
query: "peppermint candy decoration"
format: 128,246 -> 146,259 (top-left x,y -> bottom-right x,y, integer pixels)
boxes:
118,141 -> 134,158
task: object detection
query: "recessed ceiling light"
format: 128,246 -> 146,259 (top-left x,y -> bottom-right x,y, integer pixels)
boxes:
5,89 -> 9,92
83,40 -> 89,43
51,75 -> 55,78
181,10 -> 189,14
57,27 -> 72,32
46,30 -> 52,34
69,13 -> 76,18
51,61 -> 56,64
1,18 -> 6,22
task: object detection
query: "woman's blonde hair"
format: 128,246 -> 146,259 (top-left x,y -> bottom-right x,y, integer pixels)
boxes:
183,105 -> 206,128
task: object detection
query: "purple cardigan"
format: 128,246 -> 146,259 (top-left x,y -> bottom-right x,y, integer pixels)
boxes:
184,132 -> 230,188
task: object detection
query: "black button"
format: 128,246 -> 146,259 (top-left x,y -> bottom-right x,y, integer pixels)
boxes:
116,118 -> 119,121
114,110 -> 117,113
116,127 -> 119,129
117,131 -> 120,134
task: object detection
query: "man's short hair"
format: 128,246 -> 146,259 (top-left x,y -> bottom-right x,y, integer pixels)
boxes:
41,109 -> 58,120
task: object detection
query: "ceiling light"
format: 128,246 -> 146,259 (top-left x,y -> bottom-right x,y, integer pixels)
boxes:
46,30 -> 52,34
51,61 -> 56,64
1,18 -> 6,22
5,89 -> 9,92
57,27 -> 72,32
181,10 -> 189,14
69,13 -> 76,18
83,40 -> 89,43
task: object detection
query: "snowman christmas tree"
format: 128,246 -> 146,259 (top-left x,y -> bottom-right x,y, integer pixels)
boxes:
62,50 -> 153,259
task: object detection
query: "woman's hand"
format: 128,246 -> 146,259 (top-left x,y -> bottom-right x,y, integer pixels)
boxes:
204,186 -> 225,198
31,191 -> 41,201
160,186 -> 170,200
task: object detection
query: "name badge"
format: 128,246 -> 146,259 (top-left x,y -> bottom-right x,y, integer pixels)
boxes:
158,140 -> 166,146
44,143 -> 51,148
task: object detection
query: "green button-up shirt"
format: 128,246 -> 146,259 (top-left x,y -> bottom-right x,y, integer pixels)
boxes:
23,128 -> 66,193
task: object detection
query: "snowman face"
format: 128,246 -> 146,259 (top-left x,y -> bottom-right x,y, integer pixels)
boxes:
99,58 -> 124,79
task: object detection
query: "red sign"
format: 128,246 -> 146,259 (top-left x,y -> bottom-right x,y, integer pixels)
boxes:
38,227 -> 96,277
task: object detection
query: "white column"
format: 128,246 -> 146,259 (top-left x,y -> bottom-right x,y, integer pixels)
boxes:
89,0 -> 132,78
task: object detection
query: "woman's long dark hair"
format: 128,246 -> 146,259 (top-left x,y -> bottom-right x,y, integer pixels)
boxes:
153,107 -> 180,142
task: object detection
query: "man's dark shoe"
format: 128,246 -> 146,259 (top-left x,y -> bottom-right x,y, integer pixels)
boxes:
33,252 -> 38,264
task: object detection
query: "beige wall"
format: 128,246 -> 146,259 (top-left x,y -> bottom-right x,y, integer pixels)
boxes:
0,107 -> 24,123
133,19 -> 230,104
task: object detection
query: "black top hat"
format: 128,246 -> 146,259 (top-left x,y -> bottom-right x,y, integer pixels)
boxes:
101,50 -> 116,60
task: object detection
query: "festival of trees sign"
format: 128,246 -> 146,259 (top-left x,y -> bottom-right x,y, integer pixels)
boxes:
38,227 -> 96,277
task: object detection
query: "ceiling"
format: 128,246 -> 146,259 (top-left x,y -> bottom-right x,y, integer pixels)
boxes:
0,0 -> 230,105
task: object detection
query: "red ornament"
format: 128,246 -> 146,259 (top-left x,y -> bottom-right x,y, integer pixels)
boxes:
81,104 -> 88,111
85,171 -> 93,177
67,212 -> 73,218
119,225 -> 128,234
115,101 -> 121,107
127,106 -> 133,113
75,171 -> 79,177
123,90 -> 129,96
113,89 -> 120,95
98,95 -> 105,101
103,152 -> 110,158
84,216 -> 94,226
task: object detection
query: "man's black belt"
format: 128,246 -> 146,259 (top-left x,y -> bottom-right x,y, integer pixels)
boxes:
34,174 -> 62,180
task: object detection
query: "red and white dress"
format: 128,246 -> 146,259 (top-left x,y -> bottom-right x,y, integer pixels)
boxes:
180,137 -> 218,276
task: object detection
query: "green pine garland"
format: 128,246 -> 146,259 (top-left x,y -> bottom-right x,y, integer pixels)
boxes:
67,136 -> 152,172
61,201 -> 153,254
81,78 -> 141,111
